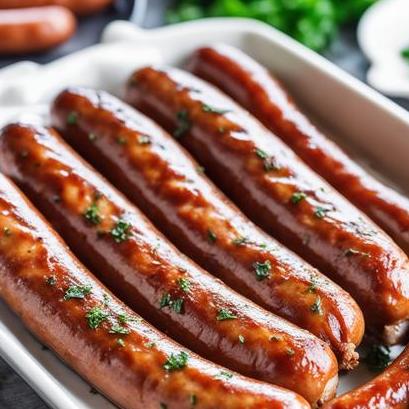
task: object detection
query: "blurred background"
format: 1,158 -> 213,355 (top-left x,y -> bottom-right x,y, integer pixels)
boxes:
0,0 -> 406,407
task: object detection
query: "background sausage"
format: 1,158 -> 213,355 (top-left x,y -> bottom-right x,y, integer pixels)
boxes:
0,173 -> 310,409
124,66 -> 409,345
323,344 -> 409,409
187,44 -> 409,256
0,0 -> 112,15
0,6 -> 76,55
0,121 -> 339,405
50,87 -> 364,370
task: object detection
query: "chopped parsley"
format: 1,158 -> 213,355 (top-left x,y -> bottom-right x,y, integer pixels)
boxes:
109,324 -> 130,335
163,351 -> 189,372
177,277 -> 191,292
174,110 -> 191,138
215,371 -> 233,380
254,148 -> 278,171
117,313 -> 130,323
310,296 -> 323,315
144,341 -> 156,348
290,192 -> 307,204
83,203 -> 101,225
216,308 -> 237,321
138,134 -> 151,145
238,335 -> 245,344
401,46 -> 409,61
86,307 -> 109,329
365,344 -> 392,372
64,285 -> 92,300
66,111 -> 78,125
255,148 -> 268,160
201,104 -> 230,115
46,275 -> 57,286
307,275 -> 318,293
314,206 -> 328,219
253,260 -> 271,281
111,219 -> 132,243
160,293 -> 184,314
207,229 -> 217,243
232,236 -> 248,246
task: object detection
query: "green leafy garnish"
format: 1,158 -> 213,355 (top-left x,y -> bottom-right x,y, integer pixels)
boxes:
177,277 -> 191,292
207,229 -> 217,243
111,219 -> 132,243
215,370 -> 233,380
174,110 -> 191,138
232,236 -> 248,246
310,296 -> 323,315
202,104 -> 230,115
290,192 -> 307,204
83,203 -> 101,225
109,325 -> 130,335
307,275 -> 318,293
253,260 -> 271,281
46,275 -> 57,286
160,293 -> 184,314
163,351 -> 189,372
238,335 -> 245,344
66,111 -> 78,125
64,285 -> 92,300
86,307 -> 109,329
216,308 -> 237,321
314,206 -> 328,219
364,344 -> 392,372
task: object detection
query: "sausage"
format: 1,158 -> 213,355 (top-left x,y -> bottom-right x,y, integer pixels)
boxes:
186,44 -> 409,256
0,1 -> 112,15
323,344 -> 409,409
0,122 -> 339,405
0,6 -> 76,55
0,173 -> 311,409
123,66 -> 409,345
50,88 -> 364,370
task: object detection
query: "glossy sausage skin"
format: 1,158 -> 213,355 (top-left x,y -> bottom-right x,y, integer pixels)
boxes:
0,122 -> 339,405
0,1 -> 112,15
323,345 -> 409,409
0,173 -> 310,409
187,44 -> 409,256
50,88 -> 364,370
124,66 -> 409,345
0,6 -> 75,55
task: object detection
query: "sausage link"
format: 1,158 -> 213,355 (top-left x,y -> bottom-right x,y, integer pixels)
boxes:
0,172 -> 310,409
186,44 -> 409,256
323,345 -> 409,409
0,122 -> 338,405
123,66 -> 409,345
50,88 -> 364,369
0,1 -> 112,15
0,6 -> 75,55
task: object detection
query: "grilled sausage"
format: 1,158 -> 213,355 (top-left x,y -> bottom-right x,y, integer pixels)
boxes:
0,6 -> 75,55
0,122 -> 339,405
0,1 -> 112,15
186,44 -> 409,256
50,88 -> 364,369
323,344 -> 409,409
123,66 -> 409,345
0,173 -> 311,409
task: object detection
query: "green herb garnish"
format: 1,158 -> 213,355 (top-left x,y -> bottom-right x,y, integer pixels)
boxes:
253,260 -> 271,281
163,351 -> 189,372
215,371 -> 233,380
307,275 -> 318,293
109,325 -> 130,335
174,110 -> 191,138
177,277 -> 191,292
310,296 -> 323,315
216,308 -> 237,321
207,229 -> 217,243
232,236 -> 248,246
202,104 -> 230,115
364,344 -> 392,372
86,307 -> 109,329
314,206 -> 328,219
46,275 -> 57,286
66,111 -> 78,125
238,335 -> 245,344
83,203 -> 101,225
64,285 -> 92,300
160,293 -> 184,314
111,219 -> 132,243
401,46 -> 409,61
290,192 -> 307,204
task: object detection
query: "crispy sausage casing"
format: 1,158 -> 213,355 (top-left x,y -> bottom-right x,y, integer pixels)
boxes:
0,6 -> 75,55
123,66 -> 409,344
50,88 -> 364,369
187,44 -> 409,256
0,122 -> 339,405
323,345 -> 409,409
0,173 -> 310,409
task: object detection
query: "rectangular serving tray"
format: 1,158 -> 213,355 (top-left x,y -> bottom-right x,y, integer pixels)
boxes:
0,18 -> 408,408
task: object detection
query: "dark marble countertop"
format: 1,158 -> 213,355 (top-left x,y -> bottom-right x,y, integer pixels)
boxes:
0,2 -> 407,408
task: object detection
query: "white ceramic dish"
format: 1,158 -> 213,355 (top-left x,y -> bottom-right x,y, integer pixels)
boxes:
1,18 -> 409,409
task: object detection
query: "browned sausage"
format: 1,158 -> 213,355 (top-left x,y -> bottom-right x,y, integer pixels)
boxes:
0,1 -> 112,15
0,172 -> 311,409
0,6 -> 76,55
50,87 -> 364,370
123,66 -> 409,345
323,344 -> 409,409
0,122 -> 339,405
186,44 -> 409,256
